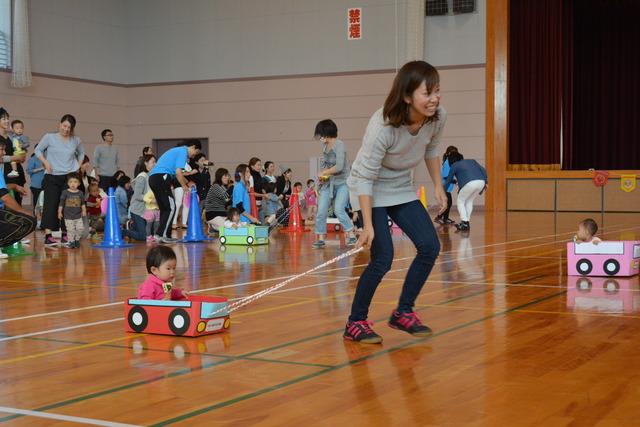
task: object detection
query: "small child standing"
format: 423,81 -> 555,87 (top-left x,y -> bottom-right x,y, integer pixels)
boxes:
143,190 -> 160,242
138,246 -> 188,300
224,207 -> 248,229
7,120 -> 29,178
574,218 -> 602,244
304,179 -> 318,223
85,182 -> 103,236
115,175 -> 131,227
58,173 -> 86,248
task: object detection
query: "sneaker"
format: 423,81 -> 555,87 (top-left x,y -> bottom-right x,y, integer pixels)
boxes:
7,170 -> 19,178
388,311 -> 433,337
455,221 -> 470,231
44,235 -> 59,247
146,235 -> 157,243
444,218 -> 455,224
343,320 -> 383,344
346,236 -> 358,246
312,240 -> 326,249
159,236 -> 179,244
74,240 -> 80,249
434,216 -> 446,225
61,234 -> 69,244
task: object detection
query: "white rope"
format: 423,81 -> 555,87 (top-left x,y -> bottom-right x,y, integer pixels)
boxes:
211,246 -> 363,317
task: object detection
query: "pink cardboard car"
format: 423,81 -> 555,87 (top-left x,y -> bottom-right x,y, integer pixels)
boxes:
567,241 -> 640,277
567,276 -> 639,313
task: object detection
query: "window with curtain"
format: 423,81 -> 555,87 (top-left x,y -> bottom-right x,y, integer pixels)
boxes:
0,0 -> 10,69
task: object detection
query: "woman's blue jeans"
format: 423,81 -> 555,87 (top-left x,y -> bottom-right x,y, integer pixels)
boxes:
349,200 -> 440,321
315,182 -> 353,235
124,213 -> 147,241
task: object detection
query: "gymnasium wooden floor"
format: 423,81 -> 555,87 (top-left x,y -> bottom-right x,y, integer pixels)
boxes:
0,211 -> 638,426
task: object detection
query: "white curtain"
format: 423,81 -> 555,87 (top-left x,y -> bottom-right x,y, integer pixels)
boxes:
11,0 -> 32,88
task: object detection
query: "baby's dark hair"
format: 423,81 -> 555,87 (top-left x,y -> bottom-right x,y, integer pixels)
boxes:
580,218 -> 598,237
293,181 -> 302,188
307,179 -> 315,185
146,246 -> 177,274
227,207 -> 240,220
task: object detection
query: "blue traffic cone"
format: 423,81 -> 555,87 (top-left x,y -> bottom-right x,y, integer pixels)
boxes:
181,187 -> 211,242
187,241 -> 204,290
94,187 -> 132,248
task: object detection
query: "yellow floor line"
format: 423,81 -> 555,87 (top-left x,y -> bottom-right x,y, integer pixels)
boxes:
0,334 -> 143,365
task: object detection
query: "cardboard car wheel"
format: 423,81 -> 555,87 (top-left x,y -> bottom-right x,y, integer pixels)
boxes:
603,279 -> 620,294
334,224 -> 341,232
247,236 -> 254,245
603,259 -> 620,276
576,278 -> 592,292
219,236 -> 226,244
223,318 -> 231,329
576,258 -> 593,275
168,308 -> 190,335
128,306 -> 148,332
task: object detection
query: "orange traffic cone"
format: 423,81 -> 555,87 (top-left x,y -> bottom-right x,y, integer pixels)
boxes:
280,193 -> 307,233
417,186 -> 428,209
249,189 -> 258,219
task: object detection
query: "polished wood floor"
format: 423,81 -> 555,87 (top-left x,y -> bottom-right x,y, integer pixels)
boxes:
0,211 -> 639,426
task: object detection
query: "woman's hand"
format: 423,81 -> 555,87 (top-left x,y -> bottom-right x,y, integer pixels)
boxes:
43,160 -> 52,174
356,227 -> 374,249
434,185 -> 448,215
14,185 -> 28,197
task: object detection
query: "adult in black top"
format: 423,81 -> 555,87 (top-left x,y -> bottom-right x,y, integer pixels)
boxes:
187,154 -> 211,202
275,168 -> 293,209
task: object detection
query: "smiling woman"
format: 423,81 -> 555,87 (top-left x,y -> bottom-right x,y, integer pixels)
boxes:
344,60 -> 449,344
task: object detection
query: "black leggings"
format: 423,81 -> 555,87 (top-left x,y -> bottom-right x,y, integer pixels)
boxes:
205,210 -> 227,221
42,174 -> 69,232
0,208 -> 36,247
149,174 -> 175,238
440,192 -> 453,220
30,187 -> 41,214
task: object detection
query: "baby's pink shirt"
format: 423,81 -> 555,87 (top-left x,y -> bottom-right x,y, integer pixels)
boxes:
137,274 -> 187,300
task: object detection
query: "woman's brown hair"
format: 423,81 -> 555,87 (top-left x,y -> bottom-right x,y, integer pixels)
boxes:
383,61 -> 440,128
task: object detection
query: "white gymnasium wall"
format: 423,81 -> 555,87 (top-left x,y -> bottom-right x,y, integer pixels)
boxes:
125,0 -> 407,84
28,0 -> 128,83
424,0 -> 486,66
